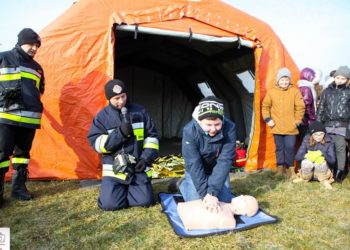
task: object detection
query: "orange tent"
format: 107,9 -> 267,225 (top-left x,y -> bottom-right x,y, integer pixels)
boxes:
11,0 -> 299,180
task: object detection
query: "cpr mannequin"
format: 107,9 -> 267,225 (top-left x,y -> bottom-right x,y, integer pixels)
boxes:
177,195 -> 259,230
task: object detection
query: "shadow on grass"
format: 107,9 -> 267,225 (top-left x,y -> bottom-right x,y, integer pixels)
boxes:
3,180 -> 81,203
28,180 -> 81,198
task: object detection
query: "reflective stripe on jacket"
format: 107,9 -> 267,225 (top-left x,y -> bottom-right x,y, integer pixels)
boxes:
87,103 -> 159,177
0,46 -> 45,129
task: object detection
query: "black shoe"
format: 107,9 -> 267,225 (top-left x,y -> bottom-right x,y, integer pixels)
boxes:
335,170 -> 344,183
168,177 -> 183,193
11,167 -> 33,200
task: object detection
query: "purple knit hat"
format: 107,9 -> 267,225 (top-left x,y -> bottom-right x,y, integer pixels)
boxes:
300,67 -> 316,82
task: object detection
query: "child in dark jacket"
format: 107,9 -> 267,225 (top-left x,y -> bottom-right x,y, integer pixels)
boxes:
317,66 -> 350,182
294,121 -> 336,189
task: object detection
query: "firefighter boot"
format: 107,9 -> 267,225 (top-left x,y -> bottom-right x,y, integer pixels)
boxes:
11,167 -> 33,200
0,173 -> 5,207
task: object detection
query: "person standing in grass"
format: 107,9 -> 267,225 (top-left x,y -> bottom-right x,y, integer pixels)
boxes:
317,66 -> 350,183
179,96 -> 236,213
87,79 -> 159,211
293,121 -> 336,189
0,29 -> 45,206
262,67 -> 305,178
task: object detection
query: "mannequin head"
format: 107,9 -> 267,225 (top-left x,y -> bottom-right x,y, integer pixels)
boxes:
230,195 -> 259,217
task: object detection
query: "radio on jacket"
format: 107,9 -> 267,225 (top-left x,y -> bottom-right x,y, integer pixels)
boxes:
112,153 -> 136,174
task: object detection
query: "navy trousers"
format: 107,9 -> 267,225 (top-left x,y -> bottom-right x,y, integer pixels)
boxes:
98,173 -> 154,211
0,123 -> 36,174
273,134 -> 296,167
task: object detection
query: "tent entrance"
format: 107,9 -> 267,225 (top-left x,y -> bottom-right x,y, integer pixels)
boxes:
114,25 -> 255,156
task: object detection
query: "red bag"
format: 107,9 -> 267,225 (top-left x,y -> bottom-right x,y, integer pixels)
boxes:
233,141 -> 247,167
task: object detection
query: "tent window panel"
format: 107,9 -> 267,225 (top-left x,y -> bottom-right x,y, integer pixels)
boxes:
197,82 -> 215,97
236,70 -> 255,94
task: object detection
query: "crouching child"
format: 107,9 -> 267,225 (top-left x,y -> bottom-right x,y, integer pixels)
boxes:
294,121 -> 336,189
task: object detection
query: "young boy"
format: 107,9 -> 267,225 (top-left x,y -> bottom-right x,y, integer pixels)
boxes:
179,96 -> 236,212
262,67 -> 305,177
317,66 -> 350,182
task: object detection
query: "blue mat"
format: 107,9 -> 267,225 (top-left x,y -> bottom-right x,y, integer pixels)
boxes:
159,192 -> 278,238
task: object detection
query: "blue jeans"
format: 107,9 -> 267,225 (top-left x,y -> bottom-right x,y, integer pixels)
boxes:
273,134 -> 296,167
179,171 -> 232,203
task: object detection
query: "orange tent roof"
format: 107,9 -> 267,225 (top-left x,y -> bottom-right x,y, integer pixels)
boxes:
14,0 -> 299,180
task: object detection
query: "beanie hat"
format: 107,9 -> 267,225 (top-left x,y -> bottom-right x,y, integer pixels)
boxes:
104,79 -> 127,100
334,66 -> 350,79
300,67 -> 315,82
276,67 -> 291,82
17,28 -> 41,47
198,96 -> 224,120
309,121 -> 326,135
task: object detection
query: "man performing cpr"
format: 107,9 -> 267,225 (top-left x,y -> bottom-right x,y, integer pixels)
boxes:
179,96 -> 236,212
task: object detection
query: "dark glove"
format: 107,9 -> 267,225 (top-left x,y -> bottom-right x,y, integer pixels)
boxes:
135,159 -> 147,173
125,165 -> 135,176
120,122 -> 133,138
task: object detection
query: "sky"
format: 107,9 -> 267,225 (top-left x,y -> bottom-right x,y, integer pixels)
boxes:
1,0 -> 349,84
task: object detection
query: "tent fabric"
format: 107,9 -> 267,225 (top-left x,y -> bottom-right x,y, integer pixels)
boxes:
159,192 -> 278,237
6,0 -> 299,180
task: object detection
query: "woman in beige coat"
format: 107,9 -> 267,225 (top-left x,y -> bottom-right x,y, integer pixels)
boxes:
262,67 -> 305,177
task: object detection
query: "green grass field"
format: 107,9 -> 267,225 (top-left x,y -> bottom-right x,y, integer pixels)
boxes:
1,170 -> 349,249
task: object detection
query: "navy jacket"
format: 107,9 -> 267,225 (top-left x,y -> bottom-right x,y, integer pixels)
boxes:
182,116 -> 236,198
0,46 -> 45,129
295,134 -> 336,165
87,103 -> 159,168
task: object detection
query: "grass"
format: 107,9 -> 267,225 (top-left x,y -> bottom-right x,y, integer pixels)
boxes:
1,170 -> 350,250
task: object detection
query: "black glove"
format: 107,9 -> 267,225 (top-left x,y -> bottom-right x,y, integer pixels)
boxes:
120,122 -> 133,138
125,165 -> 135,176
135,159 -> 147,173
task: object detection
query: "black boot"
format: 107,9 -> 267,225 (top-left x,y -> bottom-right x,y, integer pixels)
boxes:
335,170 -> 344,183
0,173 -> 5,207
331,167 -> 337,176
11,167 -> 33,200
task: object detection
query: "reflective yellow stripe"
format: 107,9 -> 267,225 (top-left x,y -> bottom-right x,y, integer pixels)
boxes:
236,158 -> 247,163
95,134 -> 110,153
0,73 -> 21,81
102,170 -> 128,180
21,72 -> 40,89
0,160 -> 10,168
133,128 -> 144,141
143,137 -> 159,150
0,109 -> 41,118
145,169 -> 153,177
143,142 -> 159,150
12,158 -> 30,164
0,112 -> 41,125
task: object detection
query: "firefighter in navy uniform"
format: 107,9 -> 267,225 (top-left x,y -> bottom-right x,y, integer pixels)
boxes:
88,79 -> 159,211
0,28 -> 45,205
